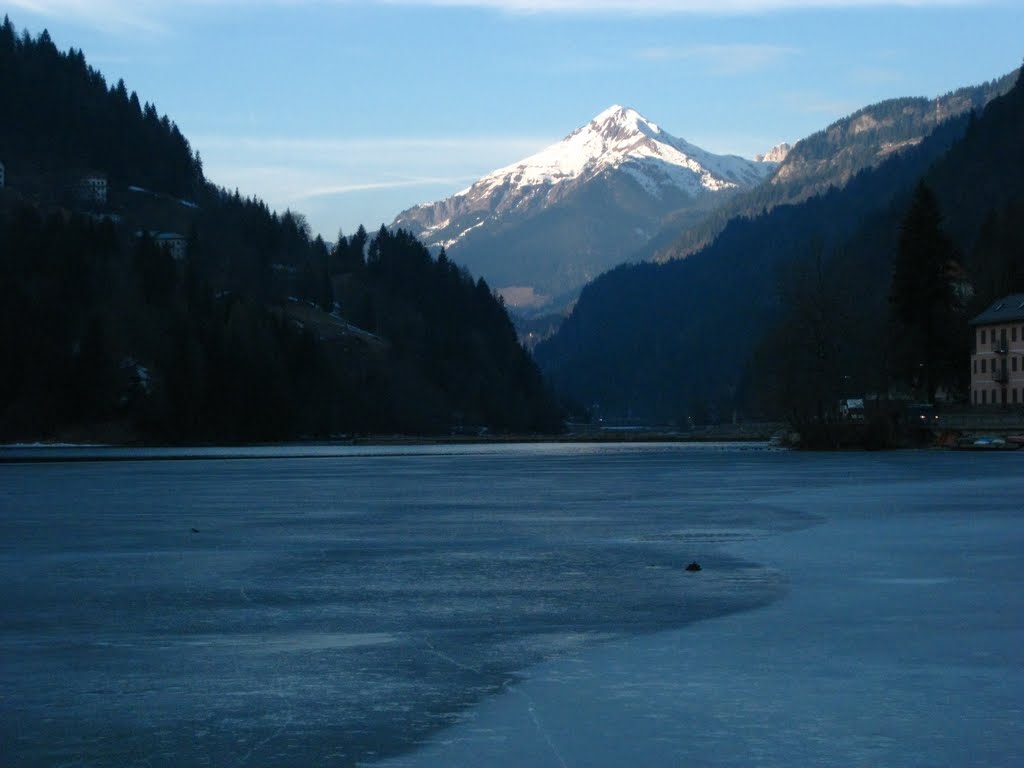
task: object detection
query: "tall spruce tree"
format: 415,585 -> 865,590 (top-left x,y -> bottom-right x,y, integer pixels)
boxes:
889,182 -> 961,403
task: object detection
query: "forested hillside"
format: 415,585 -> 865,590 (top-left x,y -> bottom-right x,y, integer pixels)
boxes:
536,66 -> 1024,428
0,19 -> 202,202
653,71 -> 1016,264
0,18 -> 561,442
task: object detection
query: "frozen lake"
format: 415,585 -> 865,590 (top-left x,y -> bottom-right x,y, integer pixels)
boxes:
2,443 -> 1022,766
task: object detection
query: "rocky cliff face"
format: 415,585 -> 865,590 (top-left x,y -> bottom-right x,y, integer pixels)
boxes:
755,143 -> 792,163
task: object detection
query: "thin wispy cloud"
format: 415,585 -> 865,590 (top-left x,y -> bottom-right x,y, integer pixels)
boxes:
297,177 -> 480,200
195,135 -> 554,187
781,90 -> 862,115
636,44 -> 798,74
196,133 -> 556,232
9,0 -> 992,34
198,163 -> 471,201
850,67 -> 906,84
197,135 -> 553,157
7,0 -> 170,35
379,0 -> 990,11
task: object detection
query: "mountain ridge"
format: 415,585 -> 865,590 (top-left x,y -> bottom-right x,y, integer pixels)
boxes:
393,105 -> 777,308
654,70 -> 1018,263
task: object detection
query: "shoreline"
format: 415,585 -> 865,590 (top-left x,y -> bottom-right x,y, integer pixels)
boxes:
0,435 -> 781,464
1,423 -> 782,450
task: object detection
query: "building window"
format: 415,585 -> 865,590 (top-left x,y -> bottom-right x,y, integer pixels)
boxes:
974,359 -> 978,374
1014,327 -> 1019,343
981,359 -> 987,373
1014,357 -> 1019,372
1014,389 -> 1019,404
981,329 -> 987,344
982,389 -> 988,404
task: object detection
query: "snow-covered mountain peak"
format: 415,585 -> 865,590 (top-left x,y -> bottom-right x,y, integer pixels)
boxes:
463,104 -> 759,197
588,105 -> 662,142
391,107 -> 778,302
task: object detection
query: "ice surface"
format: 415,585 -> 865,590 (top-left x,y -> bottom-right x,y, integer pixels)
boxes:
2,445 -> 1022,767
382,453 -> 1024,768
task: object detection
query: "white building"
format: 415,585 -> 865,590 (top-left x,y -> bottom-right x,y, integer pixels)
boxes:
134,230 -> 189,261
970,294 -> 1024,407
77,174 -> 108,205
154,233 -> 188,261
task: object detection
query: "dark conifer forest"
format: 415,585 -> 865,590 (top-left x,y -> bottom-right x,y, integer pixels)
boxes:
0,18 -> 562,442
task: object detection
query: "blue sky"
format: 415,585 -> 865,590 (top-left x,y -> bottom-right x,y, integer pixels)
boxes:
8,1 -> 1023,239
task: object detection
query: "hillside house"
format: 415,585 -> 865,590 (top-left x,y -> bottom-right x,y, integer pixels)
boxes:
970,294 -> 1024,406
134,230 -> 188,260
154,232 -> 188,261
76,174 -> 108,205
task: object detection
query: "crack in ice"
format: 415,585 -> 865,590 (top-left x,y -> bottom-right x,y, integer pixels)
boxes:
509,682 -> 569,768
423,637 -> 482,675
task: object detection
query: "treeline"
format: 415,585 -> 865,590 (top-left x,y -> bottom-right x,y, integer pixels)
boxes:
0,205 -> 342,441
0,204 -> 561,441
340,227 -> 562,433
0,16 -> 203,201
0,20 -> 562,441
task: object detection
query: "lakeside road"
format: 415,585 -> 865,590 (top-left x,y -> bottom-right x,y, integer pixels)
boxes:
383,460 -> 1024,767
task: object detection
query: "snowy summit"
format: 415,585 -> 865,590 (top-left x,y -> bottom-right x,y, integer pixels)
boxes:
428,106 -> 775,227
467,105 -> 770,198
392,106 -> 781,308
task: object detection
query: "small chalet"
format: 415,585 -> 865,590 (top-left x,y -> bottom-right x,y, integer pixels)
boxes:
969,293 -> 1024,407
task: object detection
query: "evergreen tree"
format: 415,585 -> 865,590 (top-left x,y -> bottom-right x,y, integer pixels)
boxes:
889,183 -> 961,403
348,225 -> 368,271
